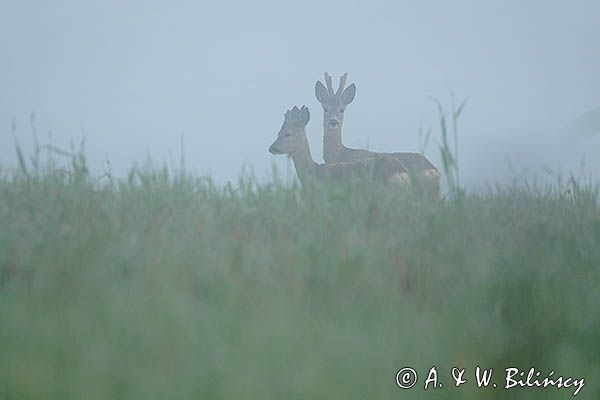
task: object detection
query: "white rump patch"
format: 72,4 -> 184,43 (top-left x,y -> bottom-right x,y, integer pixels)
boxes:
422,169 -> 441,180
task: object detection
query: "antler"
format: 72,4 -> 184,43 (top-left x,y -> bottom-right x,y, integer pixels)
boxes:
324,72 -> 335,96
335,73 -> 348,96
285,106 -> 301,122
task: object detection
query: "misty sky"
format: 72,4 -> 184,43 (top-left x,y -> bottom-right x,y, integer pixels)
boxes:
2,1 -> 599,189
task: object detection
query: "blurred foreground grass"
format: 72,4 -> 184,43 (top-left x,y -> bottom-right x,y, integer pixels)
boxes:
0,153 -> 599,399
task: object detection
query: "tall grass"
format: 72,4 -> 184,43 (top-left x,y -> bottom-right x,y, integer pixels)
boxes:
430,94 -> 468,196
0,145 -> 599,399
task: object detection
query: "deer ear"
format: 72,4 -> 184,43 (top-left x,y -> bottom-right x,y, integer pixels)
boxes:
342,83 -> 356,105
315,81 -> 328,104
300,106 -> 310,125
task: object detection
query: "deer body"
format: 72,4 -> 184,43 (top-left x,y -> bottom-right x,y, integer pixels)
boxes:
316,73 -> 441,199
269,106 -> 410,188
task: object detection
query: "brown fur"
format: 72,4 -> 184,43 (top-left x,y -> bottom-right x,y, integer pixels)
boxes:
269,106 -> 411,189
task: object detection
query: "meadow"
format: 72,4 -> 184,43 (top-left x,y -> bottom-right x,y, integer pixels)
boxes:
0,146 -> 599,399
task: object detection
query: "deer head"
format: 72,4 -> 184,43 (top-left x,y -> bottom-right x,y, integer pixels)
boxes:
269,106 -> 311,155
314,72 -> 356,130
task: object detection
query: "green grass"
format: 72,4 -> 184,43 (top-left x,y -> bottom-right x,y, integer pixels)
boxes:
0,154 -> 599,399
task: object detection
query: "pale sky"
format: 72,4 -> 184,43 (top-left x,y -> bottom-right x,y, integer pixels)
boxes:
2,1 -> 599,189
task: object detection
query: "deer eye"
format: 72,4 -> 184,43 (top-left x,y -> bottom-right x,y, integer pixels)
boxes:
324,108 -> 329,113
341,108 -> 345,113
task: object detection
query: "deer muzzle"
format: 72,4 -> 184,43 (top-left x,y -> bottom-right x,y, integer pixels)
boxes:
269,143 -> 282,155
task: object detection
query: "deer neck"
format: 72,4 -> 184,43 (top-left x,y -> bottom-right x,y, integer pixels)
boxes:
323,124 -> 344,163
289,133 -> 318,184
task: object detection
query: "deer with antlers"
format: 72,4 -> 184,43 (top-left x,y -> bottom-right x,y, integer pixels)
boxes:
315,72 -> 441,199
269,106 -> 411,188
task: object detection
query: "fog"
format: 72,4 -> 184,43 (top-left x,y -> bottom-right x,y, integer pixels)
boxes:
2,1 -> 599,190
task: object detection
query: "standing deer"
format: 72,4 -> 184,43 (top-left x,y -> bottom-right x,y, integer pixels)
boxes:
315,72 -> 441,199
269,106 -> 410,188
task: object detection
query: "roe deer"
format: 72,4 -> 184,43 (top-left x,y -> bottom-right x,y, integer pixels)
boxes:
315,72 -> 441,199
268,106 -> 410,188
